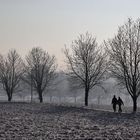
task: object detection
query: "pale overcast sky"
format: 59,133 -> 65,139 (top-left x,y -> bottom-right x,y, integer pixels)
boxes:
0,0 -> 140,69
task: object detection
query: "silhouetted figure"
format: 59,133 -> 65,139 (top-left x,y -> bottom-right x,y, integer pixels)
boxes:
111,95 -> 117,112
117,97 -> 124,113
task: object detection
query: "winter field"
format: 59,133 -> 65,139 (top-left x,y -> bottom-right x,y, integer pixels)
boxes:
0,102 -> 140,140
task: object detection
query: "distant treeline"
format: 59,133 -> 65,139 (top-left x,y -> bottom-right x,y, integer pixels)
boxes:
0,18 -> 140,112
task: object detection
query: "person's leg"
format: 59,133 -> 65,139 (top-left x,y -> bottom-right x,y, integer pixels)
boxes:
113,104 -> 116,112
120,105 -> 122,112
114,104 -> 116,112
119,105 -> 121,113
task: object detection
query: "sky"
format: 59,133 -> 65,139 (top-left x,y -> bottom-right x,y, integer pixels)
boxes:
0,0 -> 140,69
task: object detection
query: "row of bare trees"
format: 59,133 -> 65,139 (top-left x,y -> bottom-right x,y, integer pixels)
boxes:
65,18 -> 140,112
0,18 -> 140,112
0,48 -> 57,103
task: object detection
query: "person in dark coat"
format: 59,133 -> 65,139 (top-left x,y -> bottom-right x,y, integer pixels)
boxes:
111,95 -> 117,112
117,97 -> 124,113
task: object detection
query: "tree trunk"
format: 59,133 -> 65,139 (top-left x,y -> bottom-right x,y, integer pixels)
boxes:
8,96 -> 12,102
6,90 -> 12,102
85,88 -> 89,106
39,92 -> 43,103
133,96 -> 137,112
39,95 -> 43,103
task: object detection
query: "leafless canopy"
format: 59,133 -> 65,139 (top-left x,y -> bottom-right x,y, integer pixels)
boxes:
107,18 -> 140,112
0,49 -> 24,101
25,47 -> 57,103
64,32 -> 107,106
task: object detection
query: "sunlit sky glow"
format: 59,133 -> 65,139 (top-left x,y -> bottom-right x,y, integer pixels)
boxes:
0,0 -> 140,69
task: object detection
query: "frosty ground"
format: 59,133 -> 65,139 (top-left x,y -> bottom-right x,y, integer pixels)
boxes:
0,102 -> 140,140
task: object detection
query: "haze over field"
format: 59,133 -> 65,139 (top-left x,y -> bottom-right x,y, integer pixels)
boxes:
1,1 -> 140,139
1,0 -> 140,69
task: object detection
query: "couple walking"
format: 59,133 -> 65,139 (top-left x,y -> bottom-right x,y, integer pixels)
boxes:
112,95 -> 124,113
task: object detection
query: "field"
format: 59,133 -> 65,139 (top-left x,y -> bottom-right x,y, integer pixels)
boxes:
0,102 -> 140,140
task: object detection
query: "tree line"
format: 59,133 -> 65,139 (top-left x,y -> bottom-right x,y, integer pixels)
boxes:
0,18 -> 140,112
0,47 -> 57,103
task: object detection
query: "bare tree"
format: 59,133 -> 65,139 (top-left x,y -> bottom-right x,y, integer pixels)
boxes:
64,33 -> 107,106
24,47 -> 57,103
107,18 -> 140,112
0,49 -> 24,101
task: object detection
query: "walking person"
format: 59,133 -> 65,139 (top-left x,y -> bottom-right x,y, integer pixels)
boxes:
117,97 -> 124,113
111,95 -> 117,112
